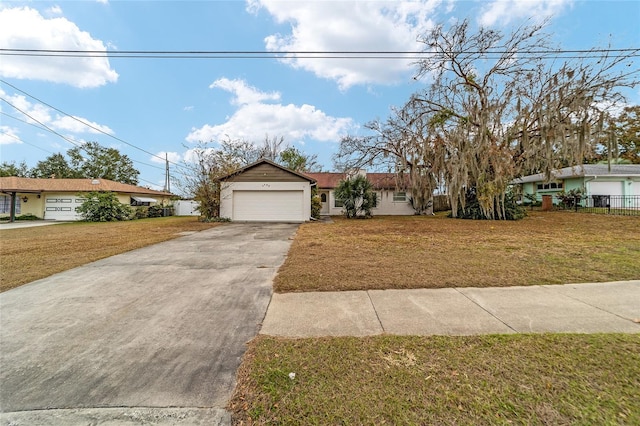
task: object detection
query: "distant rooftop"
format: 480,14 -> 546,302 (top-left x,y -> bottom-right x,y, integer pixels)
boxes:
514,164 -> 640,184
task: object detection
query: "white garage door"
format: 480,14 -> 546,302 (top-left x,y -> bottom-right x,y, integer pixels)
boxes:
44,196 -> 84,220
589,181 -> 623,196
233,190 -> 304,222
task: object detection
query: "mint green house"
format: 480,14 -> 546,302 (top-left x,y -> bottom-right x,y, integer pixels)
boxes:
514,164 -> 640,206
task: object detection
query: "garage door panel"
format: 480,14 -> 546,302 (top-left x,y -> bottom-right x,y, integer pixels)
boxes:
233,191 -> 303,222
44,197 -> 84,220
589,181 -> 623,196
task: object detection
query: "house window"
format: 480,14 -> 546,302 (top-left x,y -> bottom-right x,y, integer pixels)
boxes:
393,191 -> 407,202
334,197 -> 344,208
0,195 -> 21,214
536,182 -> 563,191
372,192 -> 378,208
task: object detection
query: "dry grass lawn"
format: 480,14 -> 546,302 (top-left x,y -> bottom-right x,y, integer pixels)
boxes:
0,217 -> 219,292
275,211 -> 640,292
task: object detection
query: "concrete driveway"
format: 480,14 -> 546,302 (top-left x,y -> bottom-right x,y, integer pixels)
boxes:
0,223 -> 299,425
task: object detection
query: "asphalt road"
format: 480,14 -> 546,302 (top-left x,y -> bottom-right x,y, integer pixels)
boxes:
0,223 -> 299,425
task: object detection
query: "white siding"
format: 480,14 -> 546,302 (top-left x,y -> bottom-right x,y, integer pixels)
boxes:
44,195 -> 84,220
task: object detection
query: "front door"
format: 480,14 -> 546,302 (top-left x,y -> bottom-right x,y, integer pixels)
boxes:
320,191 -> 330,215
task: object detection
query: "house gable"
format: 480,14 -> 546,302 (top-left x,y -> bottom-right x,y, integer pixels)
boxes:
219,159 -> 316,183
218,159 -> 314,222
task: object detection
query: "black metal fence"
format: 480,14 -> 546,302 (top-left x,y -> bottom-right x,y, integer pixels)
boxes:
563,195 -> 640,216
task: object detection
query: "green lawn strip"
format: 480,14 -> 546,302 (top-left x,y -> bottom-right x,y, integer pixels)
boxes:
230,334 -> 640,425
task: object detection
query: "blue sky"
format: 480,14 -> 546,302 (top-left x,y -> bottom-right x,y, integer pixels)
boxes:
1,0 -> 639,190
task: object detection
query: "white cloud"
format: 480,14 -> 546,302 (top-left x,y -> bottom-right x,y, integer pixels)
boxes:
249,0 -> 441,90
50,116 -> 114,135
1,87 -> 113,137
0,125 -> 21,145
183,105 -> 194,111
151,151 -> 182,164
210,78 -> 281,105
478,0 -> 574,27
186,78 -> 353,144
46,5 -> 63,16
0,7 -> 118,88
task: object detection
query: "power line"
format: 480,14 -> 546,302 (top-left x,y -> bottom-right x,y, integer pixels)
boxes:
1,48 -> 638,55
0,97 -> 178,186
1,111 -> 166,172
0,131 -> 55,155
0,79 -> 191,175
1,48 -> 637,62
1,97 -> 85,149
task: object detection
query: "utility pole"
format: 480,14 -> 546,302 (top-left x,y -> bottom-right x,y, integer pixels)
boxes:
164,153 -> 171,193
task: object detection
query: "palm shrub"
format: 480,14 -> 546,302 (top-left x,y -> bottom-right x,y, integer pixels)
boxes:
334,175 -> 376,218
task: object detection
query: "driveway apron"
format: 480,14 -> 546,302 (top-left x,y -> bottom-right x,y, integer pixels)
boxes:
0,223 -> 298,422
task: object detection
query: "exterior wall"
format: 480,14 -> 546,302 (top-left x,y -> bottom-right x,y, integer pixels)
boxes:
564,178 -> 584,193
0,193 -> 45,218
520,176 -> 640,204
220,181 -> 312,221
324,189 -> 414,216
631,179 -> 640,196
521,178 -> 584,204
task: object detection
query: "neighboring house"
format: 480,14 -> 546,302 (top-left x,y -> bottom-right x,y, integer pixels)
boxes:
305,170 -> 415,216
218,159 -> 316,222
514,164 -> 640,206
0,177 -> 173,221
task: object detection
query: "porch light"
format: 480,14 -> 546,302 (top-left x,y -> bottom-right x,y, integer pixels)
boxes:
22,196 -> 28,203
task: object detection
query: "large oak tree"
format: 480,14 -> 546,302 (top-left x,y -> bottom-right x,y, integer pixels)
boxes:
337,19 -> 639,219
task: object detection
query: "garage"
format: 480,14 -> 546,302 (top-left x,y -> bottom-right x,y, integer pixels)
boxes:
44,196 -> 84,220
219,159 -> 316,223
589,181 -> 623,196
233,190 -> 304,222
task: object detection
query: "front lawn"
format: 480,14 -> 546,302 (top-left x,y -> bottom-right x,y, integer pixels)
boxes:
230,334 -> 640,425
274,211 -> 640,292
0,217 -> 219,292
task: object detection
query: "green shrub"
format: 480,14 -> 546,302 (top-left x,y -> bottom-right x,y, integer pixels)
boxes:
18,214 -> 41,221
556,188 -> 583,210
0,213 -> 42,221
200,216 -> 231,223
76,191 -> 132,222
147,205 -> 165,218
134,207 -> 149,219
311,187 -> 322,219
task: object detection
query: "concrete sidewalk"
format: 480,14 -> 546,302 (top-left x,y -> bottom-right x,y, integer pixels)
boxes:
261,280 -> 640,337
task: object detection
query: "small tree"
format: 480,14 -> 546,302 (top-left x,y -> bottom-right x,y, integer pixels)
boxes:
31,153 -> 78,178
311,187 -> 322,219
334,175 -> 376,218
76,191 -> 132,222
68,141 -> 140,185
